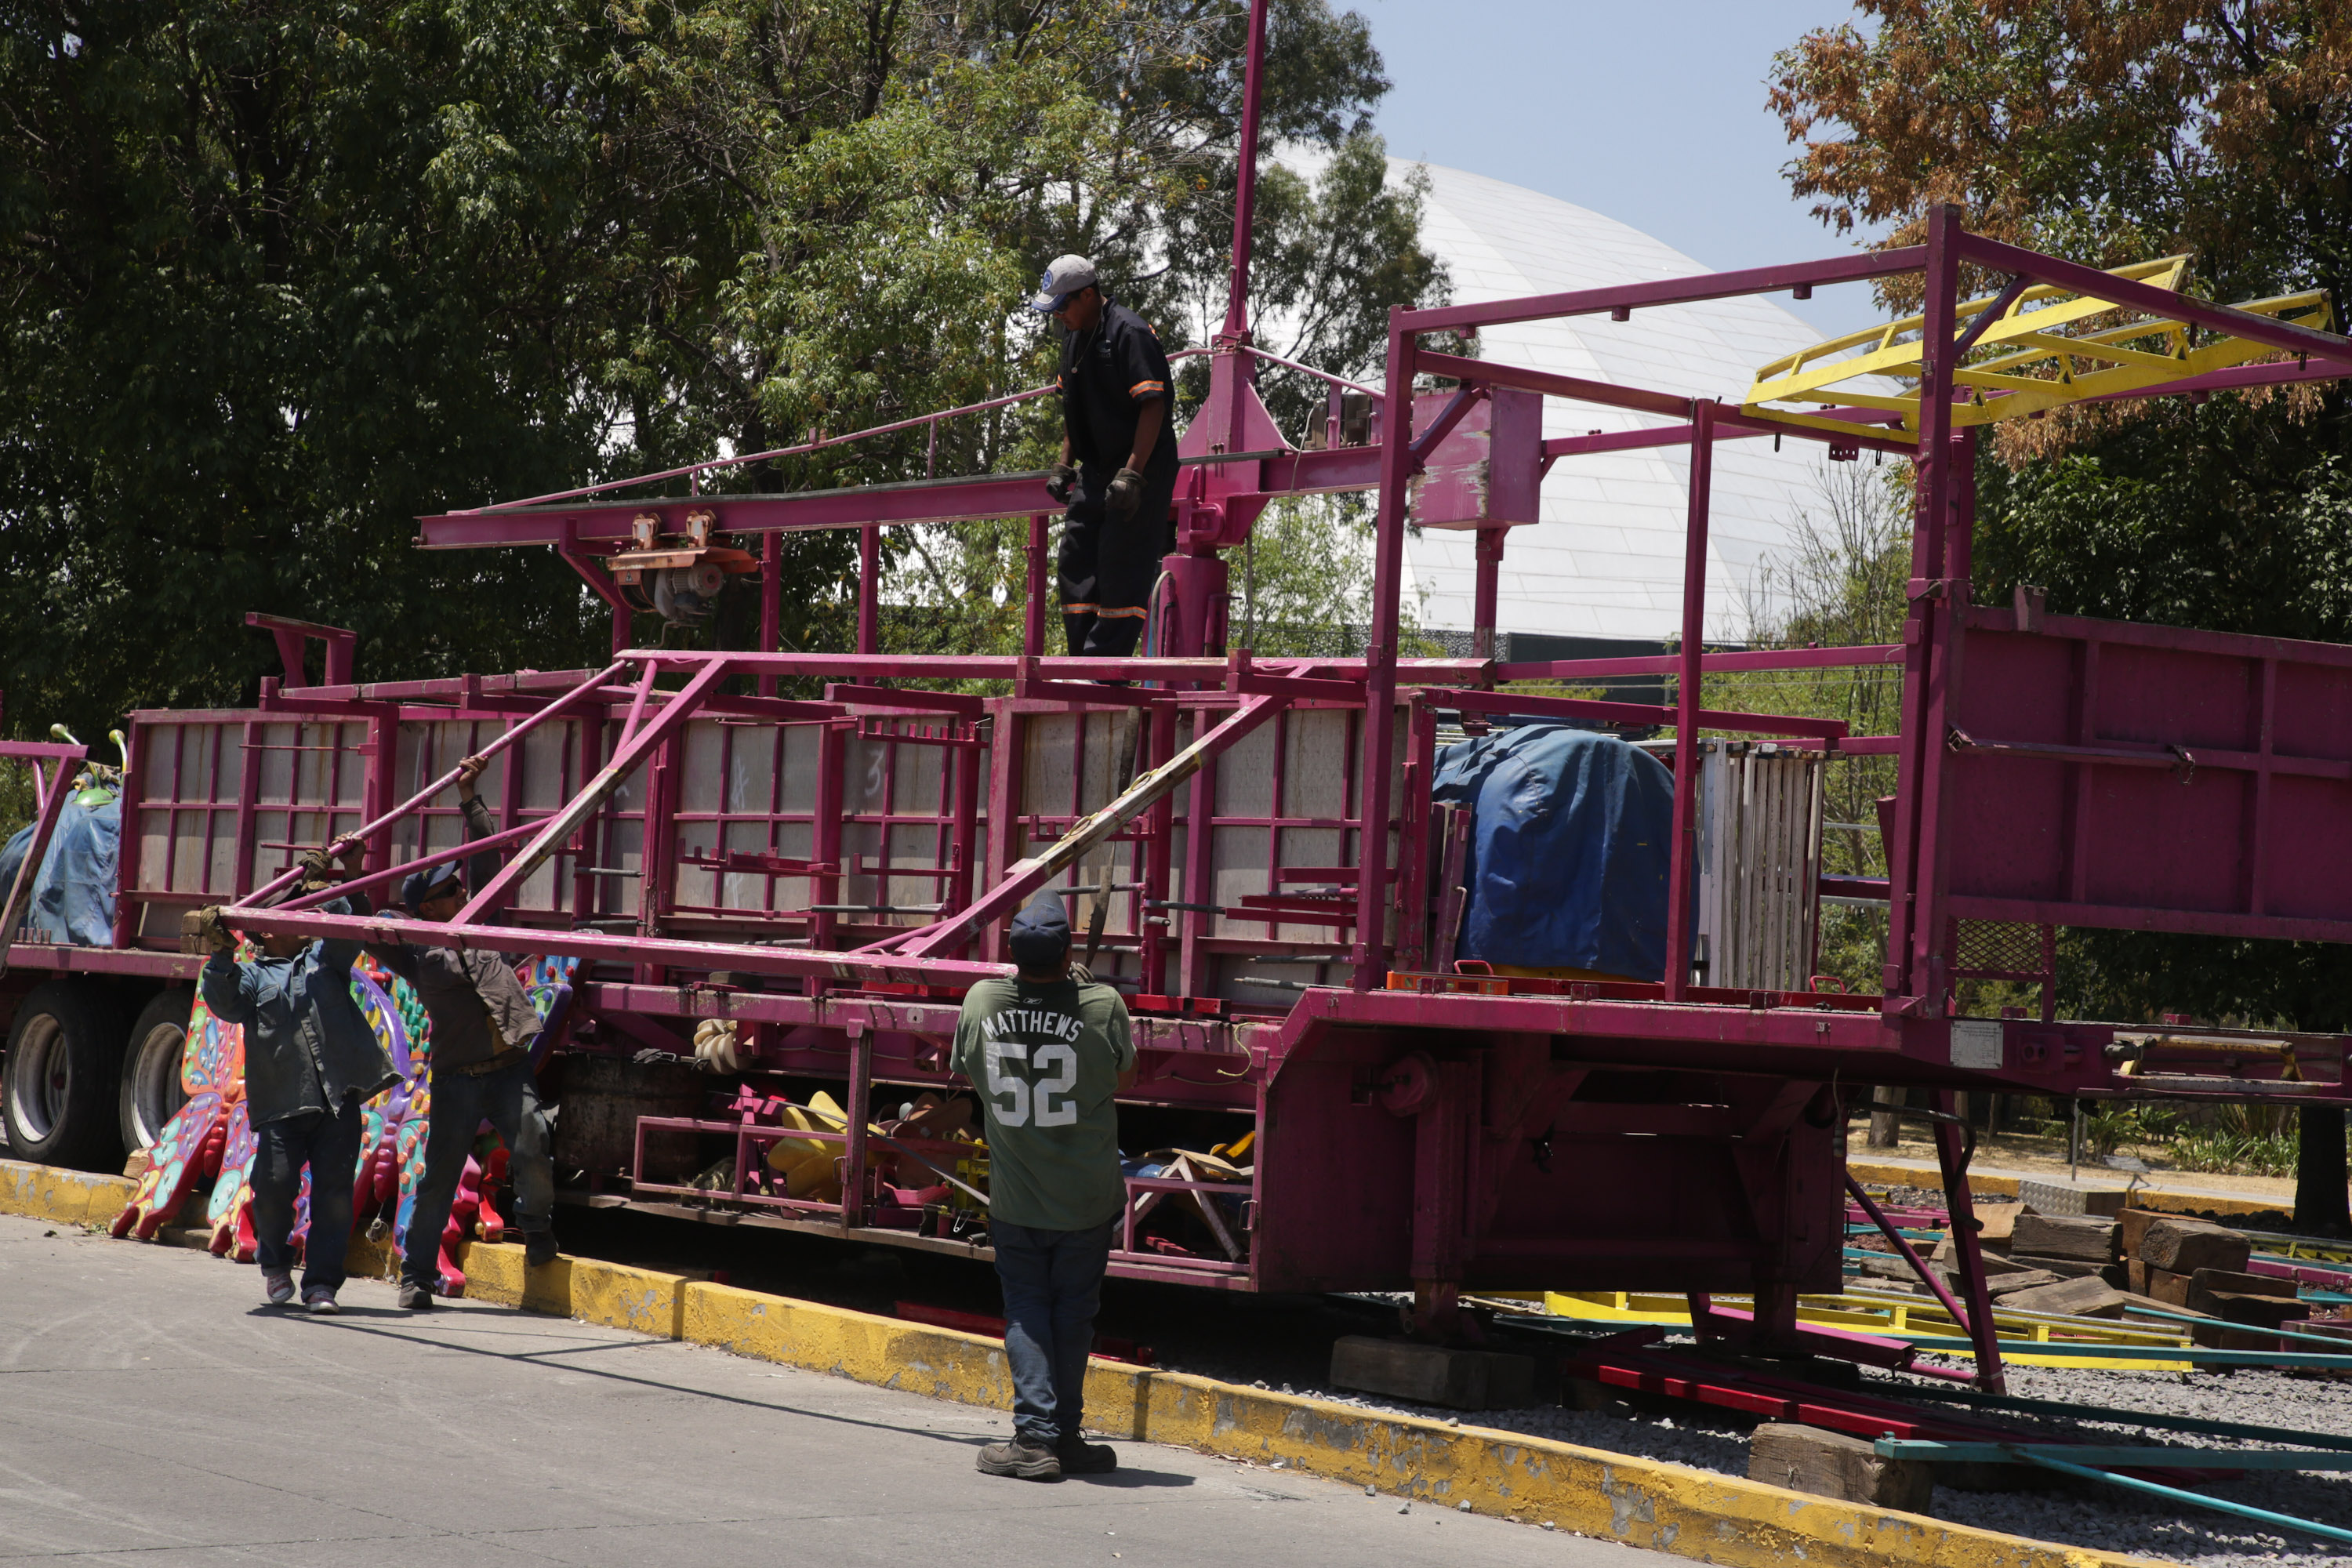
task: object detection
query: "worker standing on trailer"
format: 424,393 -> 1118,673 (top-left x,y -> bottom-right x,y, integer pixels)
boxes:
197,839 -> 398,1315
364,755 -> 558,1310
953,889 -> 1138,1481
1034,255 -> 1181,659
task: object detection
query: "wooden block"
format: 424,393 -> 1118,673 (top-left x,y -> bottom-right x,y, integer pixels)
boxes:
2011,1213 -> 2117,1262
2127,1259 -> 2147,1295
1748,1422 -> 1933,1514
2117,1207 -> 2168,1259
2198,1290 -> 2303,1330
2288,1318 -> 2352,1341
2140,1218 -> 2251,1274
2005,1254 -> 2106,1279
2146,1267 -> 2193,1307
2190,1267 -> 2297,1301
1974,1203 -> 2019,1245
2001,1276 -> 2130,1319
1328,1336 -> 1536,1410
2098,1262 -> 2132,1290
1980,1269 -> 2063,1299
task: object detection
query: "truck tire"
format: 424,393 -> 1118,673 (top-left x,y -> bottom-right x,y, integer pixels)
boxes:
119,989 -> 193,1153
3,980 -> 127,1171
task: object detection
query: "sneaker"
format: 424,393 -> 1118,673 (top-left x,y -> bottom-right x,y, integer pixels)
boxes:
261,1269 -> 296,1307
303,1287 -> 339,1315
975,1436 -> 1062,1481
523,1230 -> 558,1269
396,1282 -> 436,1311
1056,1433 -> 1117,1475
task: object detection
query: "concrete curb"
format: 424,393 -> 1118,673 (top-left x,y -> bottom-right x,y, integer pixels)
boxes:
4,1156 -> 2158,1568
1847,1157 -> 2302,1220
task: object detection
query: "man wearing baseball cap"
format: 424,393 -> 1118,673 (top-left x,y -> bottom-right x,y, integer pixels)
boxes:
1031,255 -> 1181,660
953,887 -> 1137,1480
361,754 -> 557,1307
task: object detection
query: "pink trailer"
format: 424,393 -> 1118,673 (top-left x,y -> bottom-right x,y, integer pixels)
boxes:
6,9 -> 2351,1392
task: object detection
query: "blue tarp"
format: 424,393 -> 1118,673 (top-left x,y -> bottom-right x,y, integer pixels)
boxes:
1430,724 -> 1674,979
0,795 -> 121,946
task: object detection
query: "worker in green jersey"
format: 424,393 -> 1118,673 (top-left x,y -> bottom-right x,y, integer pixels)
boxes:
953,887 -> 1137,1481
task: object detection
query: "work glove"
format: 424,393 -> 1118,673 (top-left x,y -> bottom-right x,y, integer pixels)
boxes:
1044,463 -> 1078,505
197,906 -> 234,956
1104,466 -> 1144,523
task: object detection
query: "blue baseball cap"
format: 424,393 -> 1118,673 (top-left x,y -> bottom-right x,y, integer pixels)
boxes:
1008,887 -> 1073,971
1029,254 -> 1098,314
401,864 -> 464,909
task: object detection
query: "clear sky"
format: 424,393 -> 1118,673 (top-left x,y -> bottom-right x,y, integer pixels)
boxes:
1359,0 -> 1886,337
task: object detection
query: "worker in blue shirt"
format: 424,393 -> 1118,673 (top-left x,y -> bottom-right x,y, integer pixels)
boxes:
1033,255 -> 1181,660
198,837 -> 398,1313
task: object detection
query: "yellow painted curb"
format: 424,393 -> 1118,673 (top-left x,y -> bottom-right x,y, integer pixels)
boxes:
2,1156 -> 2167,1568
0,1158 -> 137,1225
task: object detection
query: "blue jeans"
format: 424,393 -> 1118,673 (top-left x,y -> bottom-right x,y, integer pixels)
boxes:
991,1218 -> 1113,1443
402,1057 -> 554,1290
252,1098 -> 362,1293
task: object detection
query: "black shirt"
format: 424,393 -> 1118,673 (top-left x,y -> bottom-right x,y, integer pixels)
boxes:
1058,299 -> 1179,476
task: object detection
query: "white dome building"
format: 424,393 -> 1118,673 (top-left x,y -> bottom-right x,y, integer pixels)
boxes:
1385,162 -> 1846,648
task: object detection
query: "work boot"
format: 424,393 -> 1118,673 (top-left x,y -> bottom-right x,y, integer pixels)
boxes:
975,1436 -> 1062,1481
261,1269 -> 296,1307
1056,1432 -> 1117,1475
523,1229 -> 558,1269
397,1282 -> 436,1312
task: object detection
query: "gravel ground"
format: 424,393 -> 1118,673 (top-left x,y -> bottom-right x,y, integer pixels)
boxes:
546,1201 -> 2348,1567
1286,1341 -> 2352,1568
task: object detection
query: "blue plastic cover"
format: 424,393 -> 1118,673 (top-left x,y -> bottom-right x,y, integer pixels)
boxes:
2,797 -> 121,946
1430,724 -> 1674,979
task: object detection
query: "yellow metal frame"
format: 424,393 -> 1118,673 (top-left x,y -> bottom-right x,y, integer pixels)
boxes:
1743,255 -> 2332,436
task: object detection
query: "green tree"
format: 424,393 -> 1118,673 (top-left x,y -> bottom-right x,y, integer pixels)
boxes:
1773,0 -> 2352,1229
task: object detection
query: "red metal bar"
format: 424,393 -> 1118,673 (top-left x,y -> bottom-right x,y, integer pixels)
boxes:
1353,313 -> 1417,988
1844,1174 -> 1979,1341
758,530 -> 782,699
1497,645 -> 1903,681
445,659 -> 731,925
1221,0 -> 1269,343
1930,1088 -> 2005,1393
1428,686 -> 1846,741
1400,247 -> 1929,336
1024,514 -> 1048,657
1472,528 -> 1504,661
857,524 -> 881,655
900,691 -> 1293,960
1661,402 -> 1715,1000
1417,350 -> 1692,421
272,818 -> 543,911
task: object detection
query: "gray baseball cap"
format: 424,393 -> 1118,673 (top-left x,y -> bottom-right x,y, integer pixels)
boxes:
1029,254 -> 1098,314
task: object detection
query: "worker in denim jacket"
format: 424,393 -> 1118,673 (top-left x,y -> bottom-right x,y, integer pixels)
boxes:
198,836 -> 398,1314
363,754 -> 557,1309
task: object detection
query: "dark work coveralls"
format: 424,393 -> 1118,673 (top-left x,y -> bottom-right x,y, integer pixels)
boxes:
1056,298 -> 1181,659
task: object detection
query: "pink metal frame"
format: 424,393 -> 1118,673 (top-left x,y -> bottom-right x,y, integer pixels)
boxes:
15,1 -> 2352,1385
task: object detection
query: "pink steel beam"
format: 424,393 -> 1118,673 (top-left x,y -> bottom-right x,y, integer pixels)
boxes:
220,904 -> 1007,987
895,691 -> 1294,960
268,818 -> 546,913
1661,402 -> 1716,1001
1221,0 -> 1270,342
1417,350 -> 1694,421
1401,247 -> 1929,336
1353,310 -> 1417,988
239,659 -> 630,909
1497,645 -> 1903,681
1428,684 -> 1847,740
0,745 -> 88,980
450,658 -> 733,925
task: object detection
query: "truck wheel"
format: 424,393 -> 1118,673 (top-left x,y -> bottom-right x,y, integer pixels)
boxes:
3,981 -> 127,1171
119,989 -> 193,1152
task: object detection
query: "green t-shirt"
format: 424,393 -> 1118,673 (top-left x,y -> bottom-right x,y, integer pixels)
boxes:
952,973 -> 1135,1232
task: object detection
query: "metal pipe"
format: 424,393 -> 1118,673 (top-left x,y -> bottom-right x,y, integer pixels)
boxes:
1661,402 -> 1715,1000
1352,311 -> 1417,989
2005,1448 -> 2352,1548
270,819 -> 544,912
1221,0 -> 1270,341
1843,1174 -> 1980,1344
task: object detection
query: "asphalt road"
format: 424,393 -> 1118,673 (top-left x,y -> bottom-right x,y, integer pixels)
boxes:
0,1214 -> 1654,1568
